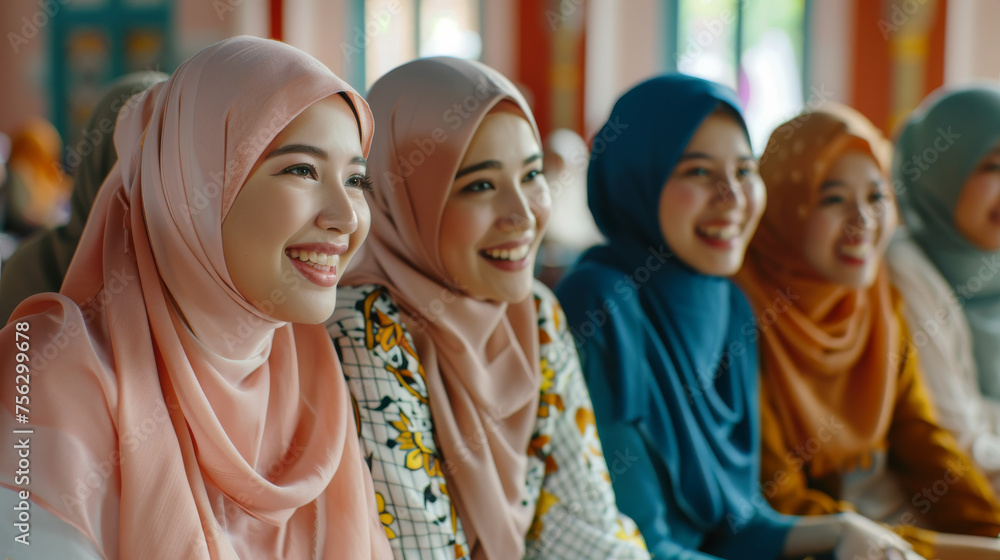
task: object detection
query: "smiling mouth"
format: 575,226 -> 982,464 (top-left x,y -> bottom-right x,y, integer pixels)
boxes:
837,242 -> 874,264
288,248 -> 337,270
480,245 -> 531,262
696,223 -> 741,241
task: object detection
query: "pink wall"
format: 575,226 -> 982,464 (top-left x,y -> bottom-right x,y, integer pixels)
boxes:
0,0 -> 53,135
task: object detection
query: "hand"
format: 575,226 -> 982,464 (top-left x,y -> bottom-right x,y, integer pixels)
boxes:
834,512 -> 927,560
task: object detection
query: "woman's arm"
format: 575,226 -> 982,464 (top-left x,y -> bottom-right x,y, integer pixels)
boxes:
886,329 -> 1000,539
757,388 -> 857,516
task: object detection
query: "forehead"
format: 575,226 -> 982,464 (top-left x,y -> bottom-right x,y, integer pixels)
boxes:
461,112 -> 538,162
684,113 -> 750,153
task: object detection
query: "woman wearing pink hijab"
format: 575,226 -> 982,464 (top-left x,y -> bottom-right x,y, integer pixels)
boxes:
325,57 -> 648,559
0,36 -> 391,559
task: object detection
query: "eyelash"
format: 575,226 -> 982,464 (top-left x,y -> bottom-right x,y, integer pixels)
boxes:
279,164 -> 373,192
460,168 -> 543,193
347,173 -> 375,192
819,191 -> 889,206
681,166 -> 756,179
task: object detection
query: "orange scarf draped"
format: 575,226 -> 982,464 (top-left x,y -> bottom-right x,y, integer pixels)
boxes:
736,104 -> 900,477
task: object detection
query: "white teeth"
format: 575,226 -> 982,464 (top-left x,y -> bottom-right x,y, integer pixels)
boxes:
484,245 -> 530,261
698,224 -> 740,241
840,244 -> 872,259
288,248 -> 337,268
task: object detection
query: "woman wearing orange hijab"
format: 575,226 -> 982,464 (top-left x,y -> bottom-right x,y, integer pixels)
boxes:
737,105 -> 1000,559
0,36 -> 391,559
326,57 -> 648,559
5,118 -> 71,232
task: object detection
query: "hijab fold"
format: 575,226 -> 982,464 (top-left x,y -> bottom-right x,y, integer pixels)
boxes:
2,36 -> 389,559
557,75 -> 763,531
342,57 -> 542,559
736,104 -> 898,476
894,86 -> 1000,399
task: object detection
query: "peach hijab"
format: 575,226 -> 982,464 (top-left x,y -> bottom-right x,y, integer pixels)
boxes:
736,105 -> 899,476
0,36 -> 390,559
344,57 -> 542,559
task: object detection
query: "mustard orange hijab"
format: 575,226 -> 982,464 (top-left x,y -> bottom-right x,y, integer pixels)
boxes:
343,57 -> 542,559
736,105 -> 899,476
0,36 -> 390,559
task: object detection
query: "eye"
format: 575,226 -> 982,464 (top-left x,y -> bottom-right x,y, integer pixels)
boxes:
522,169 -> 544,183
462,180 -> 493,193
280,163 -> 318,180
819,195 -> 844,206
984,162 -> 1000,172
684,167 -> 711,177
870,190 -> 888,203
347,173 -> 374,192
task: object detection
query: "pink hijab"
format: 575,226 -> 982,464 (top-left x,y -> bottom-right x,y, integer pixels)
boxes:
0,36 -> 390,559
345,57 -> 542,558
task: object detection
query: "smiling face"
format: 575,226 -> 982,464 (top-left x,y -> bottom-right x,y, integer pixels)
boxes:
801,150 -> 896,288
658,110 -> 765,277
954,143 -> 1000,251
439,110 -> 551,304
222,94 -> 371,324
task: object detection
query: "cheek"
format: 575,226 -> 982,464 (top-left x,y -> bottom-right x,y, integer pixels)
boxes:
959,177 -> 1000,223
440,203 -> 486,261
746,180 -> 767,224
801,212 -> 840,258
658,183 -> 702,238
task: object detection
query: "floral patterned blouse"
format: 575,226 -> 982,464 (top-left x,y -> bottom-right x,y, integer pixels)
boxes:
326,281 -> 649,559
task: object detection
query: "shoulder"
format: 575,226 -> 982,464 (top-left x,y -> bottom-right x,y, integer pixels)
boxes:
555,260 -> 644,332
326,283 -> 403,337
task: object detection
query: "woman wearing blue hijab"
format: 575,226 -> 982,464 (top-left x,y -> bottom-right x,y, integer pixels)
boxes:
556,75 -> 923,560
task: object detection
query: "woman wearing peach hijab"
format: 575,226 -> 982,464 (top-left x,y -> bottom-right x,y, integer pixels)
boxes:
737,104 -> 1000,559
325,57 -> 648,559
0,36 -> 391,559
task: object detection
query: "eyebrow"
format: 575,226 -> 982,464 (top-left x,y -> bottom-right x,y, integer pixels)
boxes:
677,152 -> 755,162
455,153 -> 542,179
820,178 -> 885,190
265,144 -> 367,168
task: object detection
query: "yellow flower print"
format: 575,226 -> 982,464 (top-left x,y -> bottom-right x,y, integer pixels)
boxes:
575,408 -> 595,435
527,489 -> 560,541
391,411 -> 443,477
439,483 -> 466,558
539,358 -> 556,393
376,492 -> 396,539
537,393 -> 565,418
615,519 -> 647,550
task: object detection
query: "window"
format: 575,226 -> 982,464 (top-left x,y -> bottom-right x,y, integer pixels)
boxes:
362,0 -> 483,90
670,0 -> 809,153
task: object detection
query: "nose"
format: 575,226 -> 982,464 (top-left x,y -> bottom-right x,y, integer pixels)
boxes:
496,181 -> 537,233
714,172 -> 747,210
315,182 -> 359,235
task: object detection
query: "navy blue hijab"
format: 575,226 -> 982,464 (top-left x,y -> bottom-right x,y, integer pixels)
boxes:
556,75 -> 761,532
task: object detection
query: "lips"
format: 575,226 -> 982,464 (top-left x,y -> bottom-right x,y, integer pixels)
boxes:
837,240 -> 874,265
695,221 -> 743,248
478,238 -> 534,270
285,242 -> 347,288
